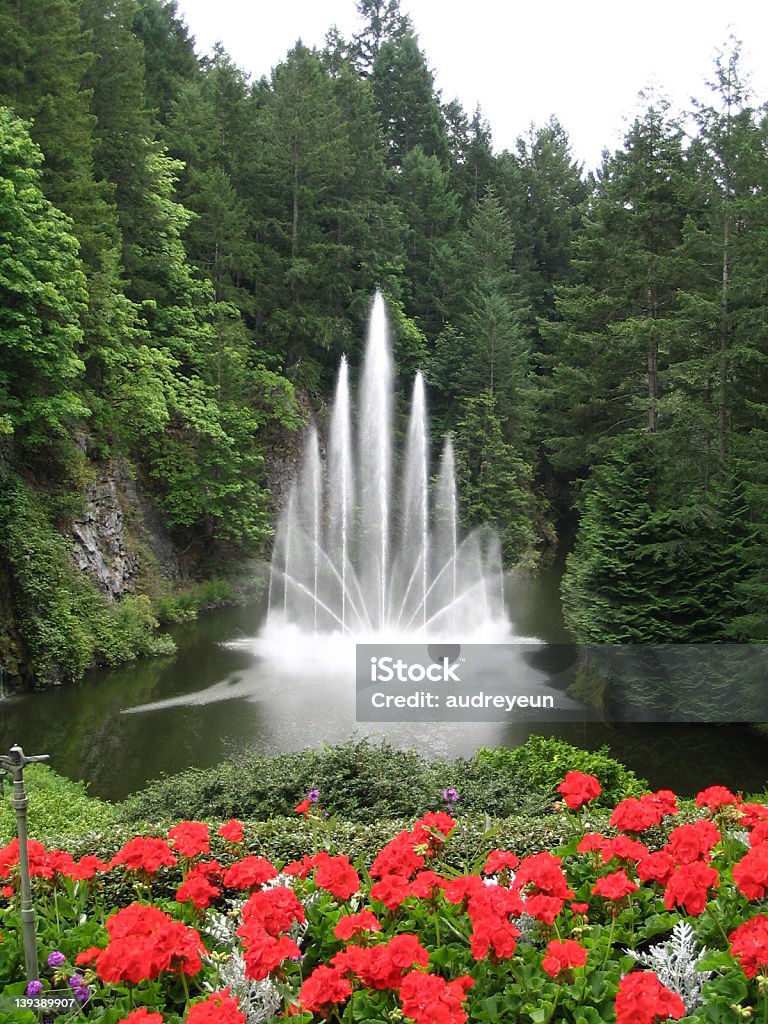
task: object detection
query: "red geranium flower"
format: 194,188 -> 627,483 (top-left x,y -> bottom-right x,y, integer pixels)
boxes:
663,861 -> 719,916
525,893 -> 566,925
168,821 -> 210,859
117,1010 -> 164,1024
733,842 -> 768,900
610,797 -> 660,834
592,870 -> 638,902
577,832 -> 606,855
333,934 -> 429,991
664,821 -> 720,865
371,873 -> 413,910
176,871 -> 221,910
413,811 -> 456,841
637,851 -> 676,887
240,930 -> 301,981
111,837 -> 177,876
729,914 -> 768,978
76,902 -> 204,984
294,798 -> 312,816
695,785 -> 737,811
407,869 -> 448,900
399,970 -> 474,1024
600,835 -> 649,865
370,830 -> 426,879
222,856 -> 278,891
313,852 -> 361,900
240,886 -> 305,937
70,855 -> 111,881
514,852 -> 573,900
217,819 -> 244,844
483,849 -> 519,875
186,989 -> 246,1024
334,910 -> 381,941
557,771 -> 602,810
615,971 -> 685,1024
542,938 -> 587,979
299,966 -> 352,1014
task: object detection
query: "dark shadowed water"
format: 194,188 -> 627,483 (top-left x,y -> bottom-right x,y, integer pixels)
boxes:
2,564 -> 766,801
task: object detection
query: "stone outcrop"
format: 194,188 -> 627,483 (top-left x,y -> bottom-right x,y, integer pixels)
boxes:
71,461 -> 182,600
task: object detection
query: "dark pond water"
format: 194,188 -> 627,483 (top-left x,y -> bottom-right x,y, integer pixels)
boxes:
2,564 -> 766,801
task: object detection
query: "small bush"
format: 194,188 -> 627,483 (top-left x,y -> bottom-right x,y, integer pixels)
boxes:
0,764 -> 117,842
474,735 -> 647,805
115,737 -> 616,827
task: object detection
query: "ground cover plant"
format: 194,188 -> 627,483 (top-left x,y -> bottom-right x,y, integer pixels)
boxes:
1,767 -> 768,1023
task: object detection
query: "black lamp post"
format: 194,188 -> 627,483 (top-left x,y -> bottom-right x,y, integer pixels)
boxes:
0,744 -> 50,983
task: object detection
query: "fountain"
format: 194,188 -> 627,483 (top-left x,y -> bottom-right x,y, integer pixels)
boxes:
265,292 -> 508,641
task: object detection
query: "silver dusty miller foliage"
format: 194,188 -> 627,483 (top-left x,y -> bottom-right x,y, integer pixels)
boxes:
625,919 -> 713,1012
202,886 -> 309,1024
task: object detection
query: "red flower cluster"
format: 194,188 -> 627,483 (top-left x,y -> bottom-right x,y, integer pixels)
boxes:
222,855 -> 278,891
334,910 -> 381,941
557,770 -> 602,810
299,964 -> 353,1014
399,970 -> 474,1024
186,989 -> 246,1024
176,868 -> 221,910
117,1010 -> 163,1024
541,938 -> 587,979
733,841 -> 768,900
217,819 -> 244,844
695,785 -> 737,811
237,886 -> 304,981
663,821 -> 720,865
663,861 -> 718,916
332,933 -> 429,990
729,914 -> 768,978
610,791 -> 678,833
313,852 -> 361,900
76,902 -> 204,983
168,821 -> 210,859
515,851 -> 574,923
483,849 -> 519,875
615,971 -> 685,1024
592,870 -> 638,903
110,836 -> 177,876
465,882 -> 522,959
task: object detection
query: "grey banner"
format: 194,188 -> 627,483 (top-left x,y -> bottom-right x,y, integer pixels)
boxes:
355,643 -> 768,723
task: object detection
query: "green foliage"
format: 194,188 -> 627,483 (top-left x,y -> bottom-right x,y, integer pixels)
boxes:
454,390 -> 538,565
474,735 -> 647,806
0,764 -> 116,842
114,737 -> 638,828
0,469 -> 174,683
0,108 -> 89,449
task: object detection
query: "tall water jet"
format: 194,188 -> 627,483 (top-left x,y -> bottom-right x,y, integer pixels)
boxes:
266,292 -> 507,639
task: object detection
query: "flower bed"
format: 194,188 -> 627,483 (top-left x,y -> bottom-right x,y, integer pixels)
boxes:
1,775 -> 767,1023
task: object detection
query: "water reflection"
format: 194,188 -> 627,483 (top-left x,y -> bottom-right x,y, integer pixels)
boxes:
2,573 -> 766,801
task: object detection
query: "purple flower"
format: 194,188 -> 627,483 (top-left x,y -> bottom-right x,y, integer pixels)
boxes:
442,787 -> 460,804
47,951 -> 66,968
25,980 -> 43,997
73,985 -> 90,1005
307,788 -> 320,803
68,975 -> 84,989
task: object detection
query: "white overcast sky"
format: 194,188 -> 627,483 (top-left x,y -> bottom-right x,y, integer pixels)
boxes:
173,0 -> 768,171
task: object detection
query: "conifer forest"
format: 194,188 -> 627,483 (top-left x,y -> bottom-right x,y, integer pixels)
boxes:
1,0 -> 766,686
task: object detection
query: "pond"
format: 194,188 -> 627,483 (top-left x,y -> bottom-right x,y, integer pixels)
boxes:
2,564 -> 766,802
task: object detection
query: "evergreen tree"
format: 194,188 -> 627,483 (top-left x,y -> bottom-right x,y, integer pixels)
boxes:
370,27 -> 449,169
453,390 -> 537,565
0,109 -> 88,451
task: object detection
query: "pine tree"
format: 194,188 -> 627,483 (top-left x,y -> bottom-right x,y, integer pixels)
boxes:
453,390 -> 537,565
0,109 -> 88,450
